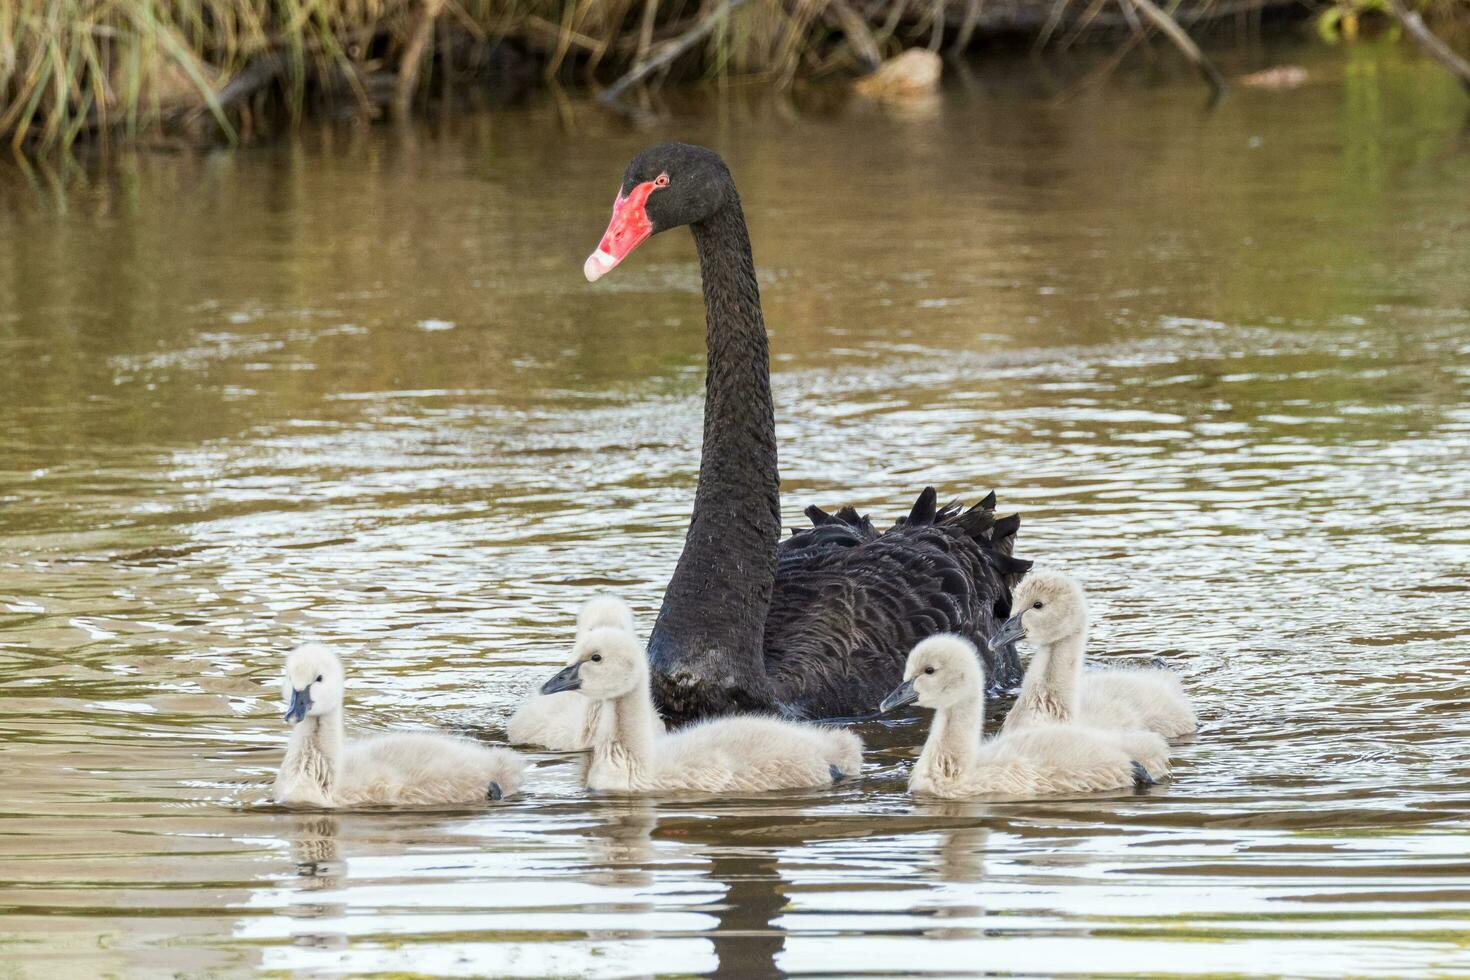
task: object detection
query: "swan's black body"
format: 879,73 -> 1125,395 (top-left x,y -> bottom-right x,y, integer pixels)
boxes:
591,142 -> 1030,726
763,490 -> 1029,721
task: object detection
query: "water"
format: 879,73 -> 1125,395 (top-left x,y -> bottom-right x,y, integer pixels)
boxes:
2,41 -> 1468,976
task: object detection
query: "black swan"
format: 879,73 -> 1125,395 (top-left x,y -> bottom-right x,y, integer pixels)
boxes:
584,142 -> 1030,725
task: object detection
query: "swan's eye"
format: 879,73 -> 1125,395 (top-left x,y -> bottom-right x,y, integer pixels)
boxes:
590,654 -> 602,663
1032,601 -> 1043,610
315,674 -> 323,683
654,173 -> 670,188
924,666 -> 935,675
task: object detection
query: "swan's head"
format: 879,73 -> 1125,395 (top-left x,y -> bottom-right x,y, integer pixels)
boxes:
281,643 -> 345,723
540,626 -> 647,701
990,569 -> 1088,650
584,142 -> 733,282
880,635 -> 983,713
575,596 -> 636,641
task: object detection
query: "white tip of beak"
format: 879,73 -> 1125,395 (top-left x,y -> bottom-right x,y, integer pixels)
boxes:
584,249 -> 617,283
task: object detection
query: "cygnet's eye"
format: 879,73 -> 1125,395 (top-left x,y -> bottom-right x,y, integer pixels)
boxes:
924,666 -> 935,675
589,654 -> 602,663
1032,601 -> 1043,610
315,674 -> 324,683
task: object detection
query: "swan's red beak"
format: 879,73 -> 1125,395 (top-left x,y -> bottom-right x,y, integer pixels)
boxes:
585,181 -> 656,282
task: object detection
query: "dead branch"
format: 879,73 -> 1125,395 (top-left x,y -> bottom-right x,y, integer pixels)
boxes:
951,0 -> 986,54
1122,0 -> 1226,97
599,0 -> 753,105
215,54 -> 287,109
824,0 -> 884,72
1386,0 -> 1470,94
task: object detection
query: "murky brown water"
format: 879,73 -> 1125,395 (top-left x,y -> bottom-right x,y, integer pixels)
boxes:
2,40 -> 1469,977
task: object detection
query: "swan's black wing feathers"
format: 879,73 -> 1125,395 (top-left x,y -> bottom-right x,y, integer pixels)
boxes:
907,486 -> 937,527
764,488 -> 1030,720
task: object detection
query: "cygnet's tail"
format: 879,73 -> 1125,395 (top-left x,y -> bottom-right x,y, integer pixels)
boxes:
1114,730 -> 1170,780
821,727 -> 864,778
485,747 -> 527,798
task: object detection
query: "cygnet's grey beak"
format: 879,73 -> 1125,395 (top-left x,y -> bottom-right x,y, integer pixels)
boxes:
988,612 -> 1027,652
284,686 -> 312,723
540,663 -> 582,695
878,677 -> 917,714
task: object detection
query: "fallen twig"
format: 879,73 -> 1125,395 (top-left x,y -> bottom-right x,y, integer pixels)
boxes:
214,53 -> 287,109
598,0 -> 753,105
1122,0 -> 1227,97
951,0 -> 986,54
1386,0 -> 1470,94
825,0 -> 883,72
1058,0 -> 1116,51
523,14 -> 603,54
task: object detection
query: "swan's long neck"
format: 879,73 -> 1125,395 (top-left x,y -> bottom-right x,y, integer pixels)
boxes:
1009,629 -> 1086,727
280,709 -> 344,801
648,193 -> 781,722
917,697 -> 985,786
590,674 -> 661,786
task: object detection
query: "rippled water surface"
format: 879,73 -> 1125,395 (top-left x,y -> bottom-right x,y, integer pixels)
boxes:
2,41 -> 1469,977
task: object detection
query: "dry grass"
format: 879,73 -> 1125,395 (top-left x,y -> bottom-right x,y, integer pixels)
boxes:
9,0 -> 1450,154
1,0 -> 859,153
0,0 -> 389,151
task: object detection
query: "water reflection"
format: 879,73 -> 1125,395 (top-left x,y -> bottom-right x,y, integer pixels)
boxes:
0,39 -> 1468,977
706,851 -> 787,978
290,814 -> 346,892
586,807 -> 662,900
284,816 -> 349,953
931,822 -> 991,883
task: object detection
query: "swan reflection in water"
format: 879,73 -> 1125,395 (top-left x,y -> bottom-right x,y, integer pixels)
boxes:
921,816 -> 995,944
576,801 -> 788,977
289,814 -> 345,889
697,819 -> 998,973
284,814 -> 348,952
928,817 -> 992,884
584,799 -> 659,889
615,800 -> 1001,977
704,850 -> 787,980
